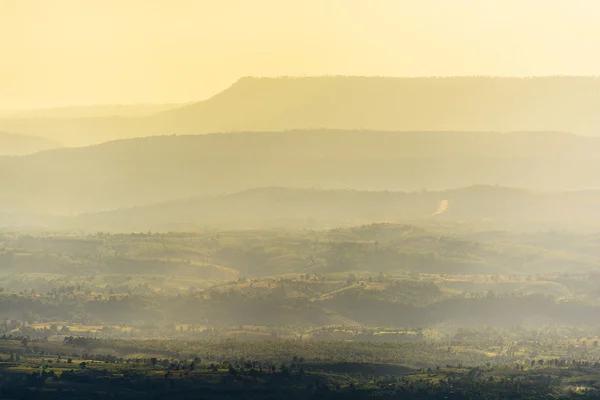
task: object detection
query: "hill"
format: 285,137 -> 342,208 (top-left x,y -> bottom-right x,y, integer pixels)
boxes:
2,76 -> 600,145
0,132 -> 61,155
153,76 -> 600,135
3,129 -> 600,217
62,186 -> 600,231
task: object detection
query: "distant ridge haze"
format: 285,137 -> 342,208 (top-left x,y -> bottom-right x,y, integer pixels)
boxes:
1,76 -> 600,146
12,185 -> 600,232
0,103 -> 187,119
0,132 -> 61,155
3,130 -> 600,216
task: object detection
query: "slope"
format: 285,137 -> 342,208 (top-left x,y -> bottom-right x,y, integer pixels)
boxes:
2,76 -> 600,146
154,76 -> 600,135
3,129 -> 600,216
64,186 -> 600,231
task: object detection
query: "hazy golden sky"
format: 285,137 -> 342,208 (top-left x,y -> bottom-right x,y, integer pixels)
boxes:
2,0 -> 600,108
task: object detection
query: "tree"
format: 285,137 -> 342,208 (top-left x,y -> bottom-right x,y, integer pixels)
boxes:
346,274 -> 357,285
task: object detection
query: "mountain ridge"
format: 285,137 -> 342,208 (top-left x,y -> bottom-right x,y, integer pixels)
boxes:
2,76 -> 600,145
28,185 -> 600,231
2,129 -> 600,217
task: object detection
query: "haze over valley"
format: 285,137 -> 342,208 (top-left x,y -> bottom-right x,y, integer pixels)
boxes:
4,1 -> 600,398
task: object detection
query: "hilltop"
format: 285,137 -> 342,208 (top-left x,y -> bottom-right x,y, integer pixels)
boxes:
1,76 -> 600,145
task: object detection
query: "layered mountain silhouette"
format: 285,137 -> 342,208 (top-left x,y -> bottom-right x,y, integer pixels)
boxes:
0,132 -> 61,155
1,76 -> 600,146
11,185 -> 600,231
2,130 -> 600,218
0,103 -> 185,119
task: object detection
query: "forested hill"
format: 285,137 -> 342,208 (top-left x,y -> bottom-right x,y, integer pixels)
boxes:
2,130 -> 600,215
2,76 -> 600,145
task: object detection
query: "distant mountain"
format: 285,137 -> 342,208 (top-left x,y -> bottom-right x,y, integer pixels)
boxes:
0,103 -> 185,119
60,185 -> 600,231
0,103 -> 184,146
153,76 -> 600,135
2,76 -> 600,146
3,130 -> 600,216
0,132 -> 61,155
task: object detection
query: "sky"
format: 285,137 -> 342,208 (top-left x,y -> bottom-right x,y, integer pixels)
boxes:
1,0 -> 600,109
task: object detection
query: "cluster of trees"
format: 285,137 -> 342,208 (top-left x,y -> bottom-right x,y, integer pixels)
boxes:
3,286 -> 600,332
2,333 -> 600,399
